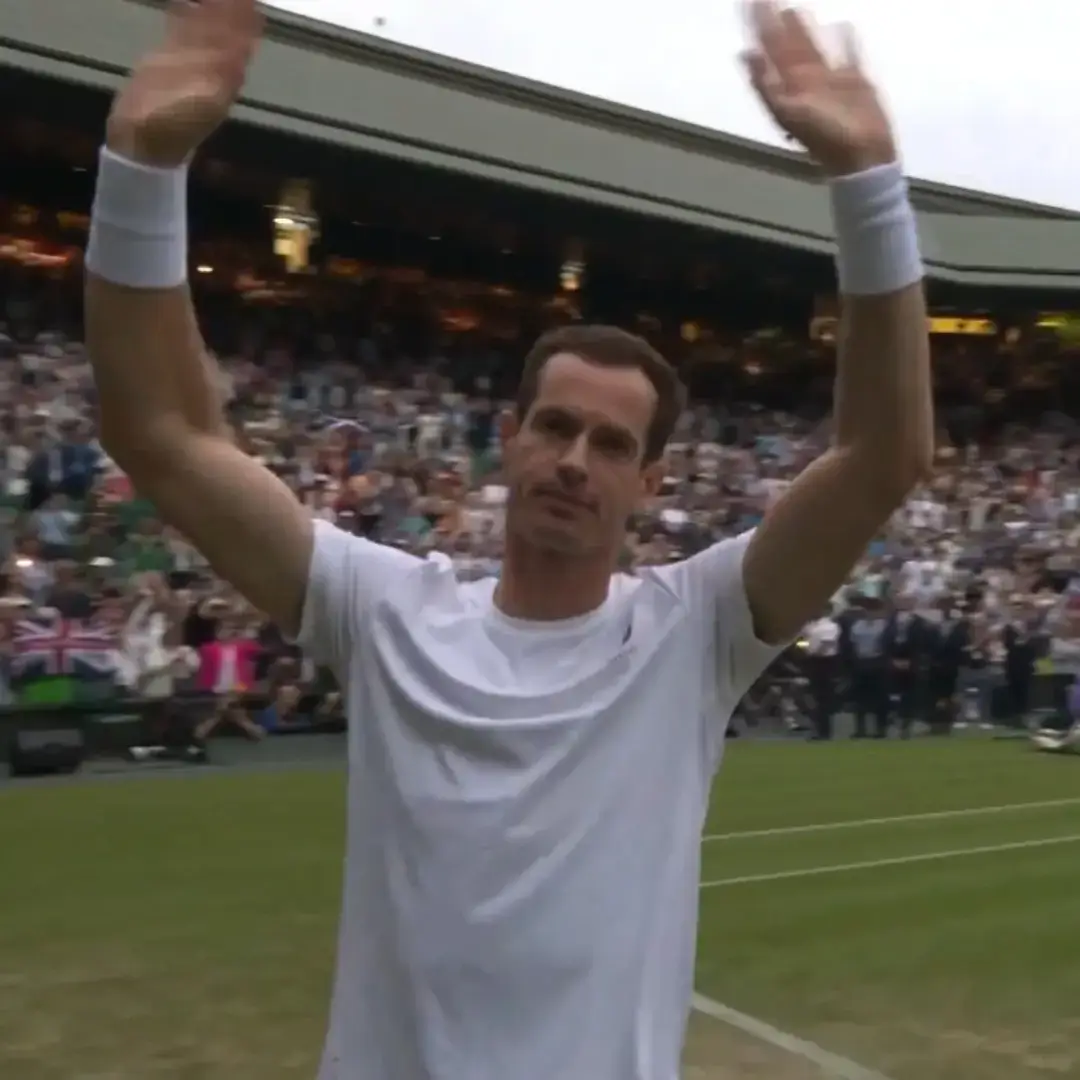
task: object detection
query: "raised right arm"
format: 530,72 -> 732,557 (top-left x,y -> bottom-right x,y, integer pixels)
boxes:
87,276 -> 314,635
85,0 -> 313,636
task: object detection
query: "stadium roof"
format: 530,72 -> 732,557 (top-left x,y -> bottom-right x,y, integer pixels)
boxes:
6,0 -> 1080,289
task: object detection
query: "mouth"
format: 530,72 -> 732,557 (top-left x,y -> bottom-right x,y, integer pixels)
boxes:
536,490 -> 591,513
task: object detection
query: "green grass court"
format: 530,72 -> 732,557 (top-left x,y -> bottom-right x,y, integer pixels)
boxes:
1,740 -> 1078,1079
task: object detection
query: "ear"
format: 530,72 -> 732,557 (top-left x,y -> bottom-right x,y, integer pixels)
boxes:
501,410 -> 520,453
638,458 -> 666,502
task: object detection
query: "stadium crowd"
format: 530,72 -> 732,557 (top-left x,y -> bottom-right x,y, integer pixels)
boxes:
1,262 -> 1080,753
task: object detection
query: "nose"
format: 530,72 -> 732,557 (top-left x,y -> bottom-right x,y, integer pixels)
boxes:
555,434 -> 588,488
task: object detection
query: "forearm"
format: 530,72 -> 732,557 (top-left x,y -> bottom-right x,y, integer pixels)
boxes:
833,284 -> 933,491
742,162 -> 933,644
86,278 -> 229,456
85,148 -> 229,465
830,166 -> 934,502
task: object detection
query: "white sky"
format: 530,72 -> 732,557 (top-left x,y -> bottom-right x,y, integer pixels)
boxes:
266,0 -> 1079,211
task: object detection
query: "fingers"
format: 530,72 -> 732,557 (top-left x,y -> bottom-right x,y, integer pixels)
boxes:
740,48 -> 789,122
746,0 -> 824,71
167,0 -> 263,41
743,1 -> 866,96
230,0 -> 266,41
165,0 -> 263,76
165,0 -> 198,32
838,21 -> 863,72
778,5 -> 824,66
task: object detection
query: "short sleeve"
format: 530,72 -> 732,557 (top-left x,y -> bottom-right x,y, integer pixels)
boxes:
295,519 -> 423,675
657,531 -> 787,704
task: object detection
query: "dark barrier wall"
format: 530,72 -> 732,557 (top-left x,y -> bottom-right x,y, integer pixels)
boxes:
0,699 -> 154,762
0,696 -> 347,764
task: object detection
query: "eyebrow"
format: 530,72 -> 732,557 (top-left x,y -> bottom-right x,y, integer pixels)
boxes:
534,405 -> 640,451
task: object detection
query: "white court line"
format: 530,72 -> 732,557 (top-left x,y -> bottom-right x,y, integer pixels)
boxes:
702,796 -> 1080,842
700,832 -> 1080,888
688,801 -> 1080,1078
692,993 -> 894,1080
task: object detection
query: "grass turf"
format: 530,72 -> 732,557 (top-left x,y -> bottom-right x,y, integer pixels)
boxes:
1,739 -> 1077,1079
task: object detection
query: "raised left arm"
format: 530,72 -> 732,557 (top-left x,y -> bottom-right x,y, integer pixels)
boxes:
739,3 -> 934,645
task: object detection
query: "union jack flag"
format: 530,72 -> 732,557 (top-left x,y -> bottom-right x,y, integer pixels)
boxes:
11,615 -> 116,681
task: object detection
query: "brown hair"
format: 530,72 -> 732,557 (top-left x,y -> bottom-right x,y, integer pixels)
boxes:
516,324 -> 686,465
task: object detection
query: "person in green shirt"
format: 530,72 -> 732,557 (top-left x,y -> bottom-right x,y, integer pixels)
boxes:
115,520 -> 176,577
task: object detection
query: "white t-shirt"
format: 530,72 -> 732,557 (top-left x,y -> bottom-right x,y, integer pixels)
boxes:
299,520 -> 781,1080
907,497 -> 945,530
901,558 -> 945,600
418,413 -> 443,445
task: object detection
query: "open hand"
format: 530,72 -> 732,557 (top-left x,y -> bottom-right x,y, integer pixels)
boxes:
107,0 -> 264,167
742,0 -> 896,176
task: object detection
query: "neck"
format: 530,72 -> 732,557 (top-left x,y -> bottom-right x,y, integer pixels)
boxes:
494,533 -> 615,621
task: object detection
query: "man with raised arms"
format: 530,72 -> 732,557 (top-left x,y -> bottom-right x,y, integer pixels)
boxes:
82,1 -> 933,1076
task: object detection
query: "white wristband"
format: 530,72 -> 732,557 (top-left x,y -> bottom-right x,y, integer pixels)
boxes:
830,162 -> 923,296
86,147 -> 189,289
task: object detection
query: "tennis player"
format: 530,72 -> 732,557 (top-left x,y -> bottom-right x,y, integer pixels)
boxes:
83,1 -> 933,1076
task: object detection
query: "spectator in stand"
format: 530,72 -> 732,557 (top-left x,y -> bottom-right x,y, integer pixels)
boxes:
257,682 -> 304,734
192,611 -> 264,742
41,560 -> 94,619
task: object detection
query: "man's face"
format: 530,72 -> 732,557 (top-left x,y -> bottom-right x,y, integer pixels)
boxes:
503,353 -> 663,556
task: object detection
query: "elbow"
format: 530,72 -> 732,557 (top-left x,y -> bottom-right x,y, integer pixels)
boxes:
96,421 -> 150,476
881,446 -> 935,506
96,424 -> 132,473
96,415 -> 130,464
911,442 -> 936,485
98,414 -> 190,482
903,432 -> 936,489
838,440 -> 934,509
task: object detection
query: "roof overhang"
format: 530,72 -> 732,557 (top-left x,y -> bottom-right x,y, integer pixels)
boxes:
5,0 -> 1079,290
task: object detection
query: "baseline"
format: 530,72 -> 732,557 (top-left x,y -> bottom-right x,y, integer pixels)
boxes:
691,993 -> 894,1080
702,796 -> 1080,843
700,832 -> 1080,888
